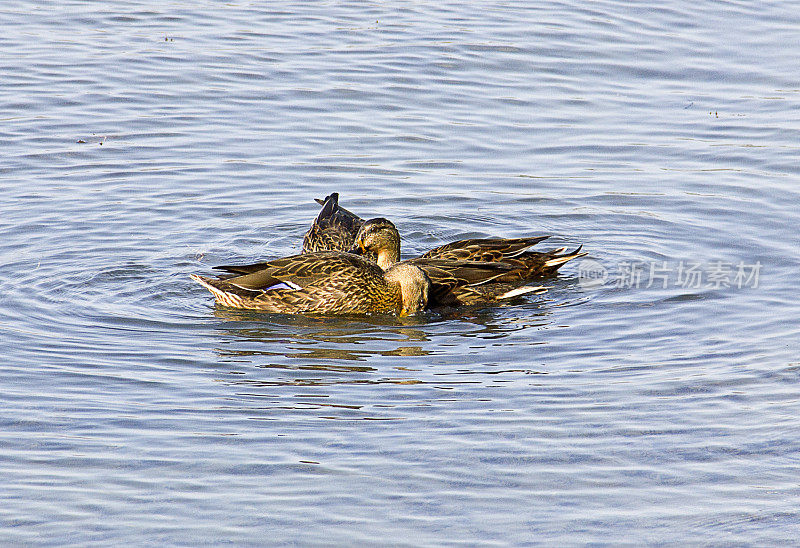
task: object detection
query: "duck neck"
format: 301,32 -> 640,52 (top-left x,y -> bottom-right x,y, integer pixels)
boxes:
376,248 -> 400,270
384,263 -> 429,316
375,235 -> 400,270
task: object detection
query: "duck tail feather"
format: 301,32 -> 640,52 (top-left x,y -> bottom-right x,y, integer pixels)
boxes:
498,285 -> 548,299
315,193 -> 339,222
191,274 -> 233,301
543,245 -> 586,269
191,274 -> 254,307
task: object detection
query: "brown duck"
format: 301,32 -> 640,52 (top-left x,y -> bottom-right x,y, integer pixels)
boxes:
351,218 -> 583,307
191,251 -> 430,316
355,217 -> 585,281
304,194 -> 584,280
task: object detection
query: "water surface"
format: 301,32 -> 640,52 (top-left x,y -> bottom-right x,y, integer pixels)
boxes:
2,1 -> 799,545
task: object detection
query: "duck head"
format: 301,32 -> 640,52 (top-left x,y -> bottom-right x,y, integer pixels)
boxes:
353,217 -> 401,270
383,262 -> 430,316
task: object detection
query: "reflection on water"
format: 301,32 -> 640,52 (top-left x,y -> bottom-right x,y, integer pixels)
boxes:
211,307 -> 433,362
203,297 -> 555,395
208,298 -> 552,364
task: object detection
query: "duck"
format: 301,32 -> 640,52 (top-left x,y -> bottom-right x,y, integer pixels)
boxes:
190,251 -> 430,316
206,247 -> 546,310
348,218 -> 581,307
354,217 -> 585,281
304,194 -> 584,280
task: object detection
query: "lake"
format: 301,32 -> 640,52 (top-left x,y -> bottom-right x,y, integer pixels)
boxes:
2,1 -> 799,544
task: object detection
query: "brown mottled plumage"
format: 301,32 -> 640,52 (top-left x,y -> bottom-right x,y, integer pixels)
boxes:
305,195 -> 584,279
355,218 -> 583,278
352,218 -> 585,306
302,193 -> 366,254
191,251 -> 430,316
340,219 -> 545,306
410,258 -> 548,307
420,235 -> 550,262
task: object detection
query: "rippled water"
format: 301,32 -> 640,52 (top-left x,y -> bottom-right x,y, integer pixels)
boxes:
2,1 -> 800,544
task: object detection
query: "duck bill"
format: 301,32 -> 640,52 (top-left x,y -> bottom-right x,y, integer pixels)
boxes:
347,238 -> 366,255
398,302 -> 418,316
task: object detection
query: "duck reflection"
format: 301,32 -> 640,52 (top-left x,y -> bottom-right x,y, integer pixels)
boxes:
211,307 -> 432,363
206,300 -> 556,375
202,303 -> 560,420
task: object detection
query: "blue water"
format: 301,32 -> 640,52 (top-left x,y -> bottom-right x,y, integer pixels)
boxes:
2,1 -> 799,544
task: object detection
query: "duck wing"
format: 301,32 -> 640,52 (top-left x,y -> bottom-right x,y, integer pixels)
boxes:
212,251 -> 379,291
490,245 -> 586,281
420,236 -> 550,261
407,258 -> 517,306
